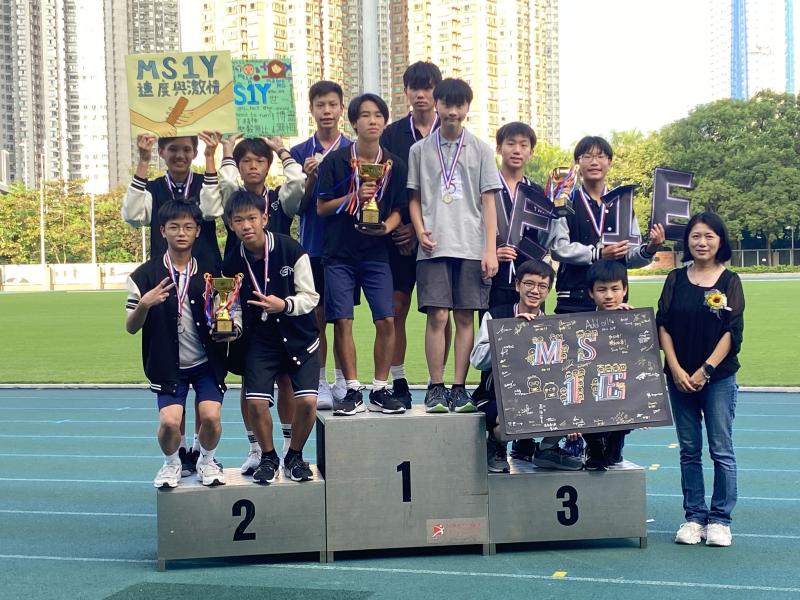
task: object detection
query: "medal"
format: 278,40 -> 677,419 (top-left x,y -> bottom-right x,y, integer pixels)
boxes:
165,252 -> 192,335
315,132 -> 343,163
241,239 -> 270,322
436,130 -> 465,204
177,322 -> 185,334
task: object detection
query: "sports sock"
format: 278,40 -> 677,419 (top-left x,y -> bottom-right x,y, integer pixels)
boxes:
165,450 -> 180,465
372,379 -> 389,391
334,368 -> 345,387
246,430 -> 259,452
345,379 -> 361,390
390,365 -> 406,381
198,443 -> 215,466
285,447 -> 302,461
179,435 -> 187,450
191,433 -> 200,453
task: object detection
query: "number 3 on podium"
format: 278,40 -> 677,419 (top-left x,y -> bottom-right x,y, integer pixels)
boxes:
556,485 -> 579,526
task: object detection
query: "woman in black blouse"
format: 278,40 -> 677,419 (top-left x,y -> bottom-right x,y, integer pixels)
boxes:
656,212 -> 744,548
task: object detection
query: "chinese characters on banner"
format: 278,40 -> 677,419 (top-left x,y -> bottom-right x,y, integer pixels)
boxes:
233,59 -> 298,137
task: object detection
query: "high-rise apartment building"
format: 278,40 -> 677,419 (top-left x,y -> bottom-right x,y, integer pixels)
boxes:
341,0 -> 392,110
532,0 -> 559,145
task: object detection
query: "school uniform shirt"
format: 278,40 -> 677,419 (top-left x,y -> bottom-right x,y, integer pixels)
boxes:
122,173 -> 222,270
406,128 -> 501,261
546,186 -> 654,308
222,231 -> 320,364
289,134 -> 352,258
126,255 -> 234,395
316,144 -> 408,266
198,152 -> 304,257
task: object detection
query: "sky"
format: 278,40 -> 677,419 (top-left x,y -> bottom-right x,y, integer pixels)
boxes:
180,0 -> 716,148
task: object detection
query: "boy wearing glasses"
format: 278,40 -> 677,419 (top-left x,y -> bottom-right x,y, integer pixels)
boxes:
470,259 -> 583,472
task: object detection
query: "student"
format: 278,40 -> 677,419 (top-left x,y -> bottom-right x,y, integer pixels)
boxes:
549,135 -> 664,314
582,259 -> 636,470
122,134 -> 222,475
492,121 -> 547,309
198,131 -> 305,476
316,93 -> 408,416
470,260 -> 583,472
290,81 -> 352,409
408,78 -> 500,413
125,201 -> 235,488
222,190 -> 320,483
380,61 -> 445,408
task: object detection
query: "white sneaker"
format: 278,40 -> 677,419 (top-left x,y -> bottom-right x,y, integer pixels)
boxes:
154,461 -> 181,488
317,380 -> 334,410
675,521 -> 707,544
331,380 -> 347,402
705,523 -> 732,546
240,449 -> 261,475
197,459 -> 226,486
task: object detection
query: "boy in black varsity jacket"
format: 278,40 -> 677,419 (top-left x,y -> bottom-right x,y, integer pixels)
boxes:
470,259 -> 583,473
126,201 -> 238,489
548,136 -> 664,314
222,190 -> 320,484
198,131 -> 305,475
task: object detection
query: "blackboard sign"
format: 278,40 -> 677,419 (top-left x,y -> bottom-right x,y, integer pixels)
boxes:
488,308 -> 672,440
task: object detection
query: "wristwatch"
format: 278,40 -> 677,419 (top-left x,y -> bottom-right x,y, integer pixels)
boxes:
702,363 -> 715,380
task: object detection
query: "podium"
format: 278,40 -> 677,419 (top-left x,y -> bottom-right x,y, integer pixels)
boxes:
156,467 -> 326,570
487,459 -> 647,552
317,407 -> 490,559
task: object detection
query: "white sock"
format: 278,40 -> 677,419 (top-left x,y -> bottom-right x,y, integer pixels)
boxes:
334,369 -> 345,387
346,379 -> 361,390
246,430 -> 259,452
198,443 -> 215,466
390,365 -> 406,381
165,450 -> 180,465
179,435 -> 187,450
319,367 -> 328,383
372,379 -> 389,391
192,433 -> 200,452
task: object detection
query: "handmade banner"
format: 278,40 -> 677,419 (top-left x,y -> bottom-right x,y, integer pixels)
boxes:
233,59 -> 298,137
600,184 -> 641,246
495,182 -> 554,261
650,167 -> 694,241
125,51 -> 235,137
488,308 -> 671,439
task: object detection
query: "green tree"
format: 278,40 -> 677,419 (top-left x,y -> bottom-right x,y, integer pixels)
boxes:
523,141 -> 573,186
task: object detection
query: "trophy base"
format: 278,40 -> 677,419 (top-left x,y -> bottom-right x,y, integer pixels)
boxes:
553,205 -> 575,218
358,221 -> 384,231
214,319 -> 234,335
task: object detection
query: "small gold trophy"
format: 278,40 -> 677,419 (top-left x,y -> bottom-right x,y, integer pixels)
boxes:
357,161 -> 392,230
205,273 -> 242,336
547,166 -> 579,218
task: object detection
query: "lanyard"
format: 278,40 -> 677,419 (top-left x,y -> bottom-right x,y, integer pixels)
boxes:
165,171 -> 193,200
240,239 -> 269,321
164,252 -> 191,331
436,130 -> 465,193
578,185 -> 609,237
409,112 -> 439,142
313,132 -> 343,160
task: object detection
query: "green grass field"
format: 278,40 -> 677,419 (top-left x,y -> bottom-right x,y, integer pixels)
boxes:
0,279 -> 796,385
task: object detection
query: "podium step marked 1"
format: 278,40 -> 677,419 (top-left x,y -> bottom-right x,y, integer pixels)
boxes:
156,467 -> 326,570
317,406 -> 490,560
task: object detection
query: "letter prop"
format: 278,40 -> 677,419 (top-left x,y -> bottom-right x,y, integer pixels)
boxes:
601,185 -> 641,246
503,182 -> 554,260
650,167 -> 694,241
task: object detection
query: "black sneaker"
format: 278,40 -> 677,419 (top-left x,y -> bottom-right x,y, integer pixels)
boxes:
533,445 -> 584,471
333,388 -> 365,416
283,453 -> 313,482
178,447 -> 195,476
253,452 -> 281,484
424,384 -> 449,413
487,435 -> 509,473
510,438 -> 536,462
368,387 -> 406,414
392,378 -> 413,409
450,387 -> 476,413
584,439 -> 608,471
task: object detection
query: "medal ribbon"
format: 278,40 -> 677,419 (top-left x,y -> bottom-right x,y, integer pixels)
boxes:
165,252 -> 191,322
578,185 -> 609,238
316,132 -> 343,160
165,171 -> 193,201
240,238 -> 269,320
410,112 -> 439,142
339,143 -> 383,216
436,130 -> 465,194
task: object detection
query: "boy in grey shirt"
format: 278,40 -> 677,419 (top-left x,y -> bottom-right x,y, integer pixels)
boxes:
408,78 -> 500,413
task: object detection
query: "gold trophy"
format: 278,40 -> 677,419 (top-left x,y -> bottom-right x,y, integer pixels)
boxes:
204,273 -> 242,336
547,166 -> 579,217
357,160 -> 392,229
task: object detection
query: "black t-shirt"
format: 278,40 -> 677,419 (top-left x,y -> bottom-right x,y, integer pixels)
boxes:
656,266 -> 745,381
317,145 -> 408,265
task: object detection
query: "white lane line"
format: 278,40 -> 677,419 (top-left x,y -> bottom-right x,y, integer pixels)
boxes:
0,420 -> 257,425
0,509 -> 155,518
0,477 -> 151,484
627,444 -> 800,450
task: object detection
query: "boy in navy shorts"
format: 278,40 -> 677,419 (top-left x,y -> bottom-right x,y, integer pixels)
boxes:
126,201 -> 236,488
223,190 -> 320,483
317,93 -> 408,416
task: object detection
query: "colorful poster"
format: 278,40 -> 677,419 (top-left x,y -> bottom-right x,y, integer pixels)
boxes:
233,58 -> 298,137
125,51 -> 236,137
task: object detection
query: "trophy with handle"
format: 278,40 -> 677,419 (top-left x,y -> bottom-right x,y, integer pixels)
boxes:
357,160 -> 393,229
546,166 -> 579,217
204,273 -> 242,337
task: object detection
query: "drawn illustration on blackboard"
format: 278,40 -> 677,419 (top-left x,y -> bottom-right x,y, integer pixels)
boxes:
576,328 -> 598,362
594,363 -> 627,401
514,321 -> 525,336
543,382 -> 559,400
527,375 -> 542,393
560,367 -> 586,405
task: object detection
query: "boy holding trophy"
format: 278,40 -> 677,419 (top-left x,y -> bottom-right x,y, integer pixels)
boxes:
316,93 -> 408,416
126,201 -> 238,489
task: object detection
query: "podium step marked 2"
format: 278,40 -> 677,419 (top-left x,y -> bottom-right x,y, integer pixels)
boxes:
317,406 -> 490,559
157,467 -> 326,570
487,458 -> 648,553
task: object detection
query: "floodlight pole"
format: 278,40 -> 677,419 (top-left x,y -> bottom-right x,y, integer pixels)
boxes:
39,152 -> 46,267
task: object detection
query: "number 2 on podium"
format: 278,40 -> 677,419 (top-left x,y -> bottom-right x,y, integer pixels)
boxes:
232,499 -> 256,541
396,461 -> 411,502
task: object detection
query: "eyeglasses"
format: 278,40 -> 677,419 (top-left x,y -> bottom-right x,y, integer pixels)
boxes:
165,224 -> 198,233
578,153 -> 609,162
519,281 -> 550,292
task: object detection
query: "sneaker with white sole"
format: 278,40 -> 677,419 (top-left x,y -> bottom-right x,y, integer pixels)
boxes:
197,460 -> 226,486
705,523 -> 732,547
675,521 -> 707,544
284,453 -> 314,481
240,449 -> 261,475
154,461 -> 181,488
333,388 -> 365,416
317,380 -> 334,410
